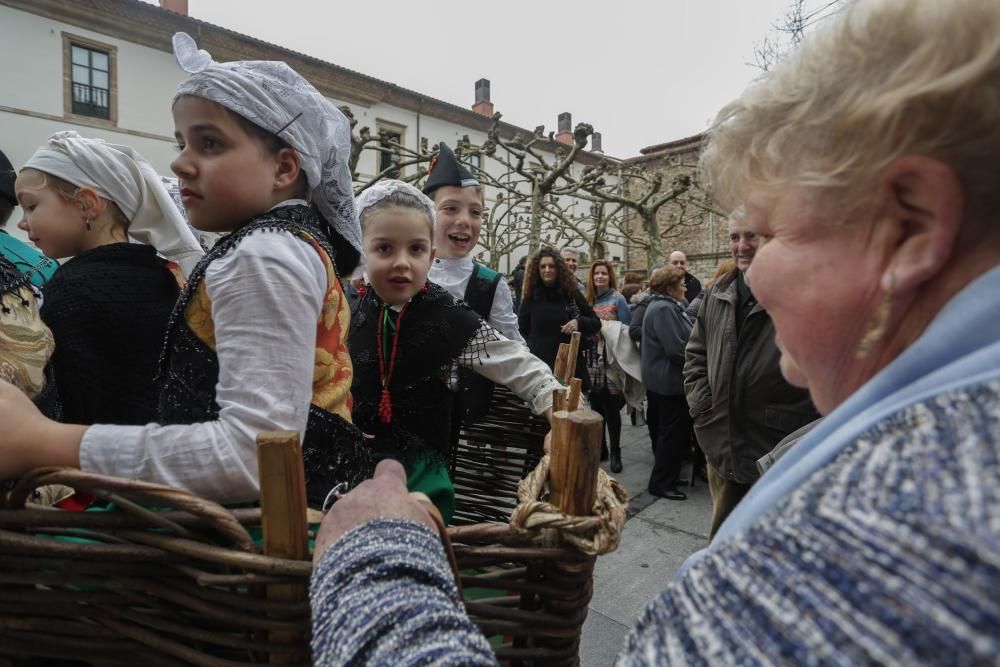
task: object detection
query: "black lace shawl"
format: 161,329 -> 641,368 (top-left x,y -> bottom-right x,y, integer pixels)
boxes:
349,282 -> 484,466
157,205 -> 373,506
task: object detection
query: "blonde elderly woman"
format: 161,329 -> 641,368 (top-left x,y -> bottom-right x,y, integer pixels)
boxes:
188,1 -> 1000,664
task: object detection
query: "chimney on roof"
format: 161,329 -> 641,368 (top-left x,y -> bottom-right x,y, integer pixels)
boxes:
555,112 -> 573,145
473,79 -> 493,117
591,132 -> 603,154
159,0 -> 188,15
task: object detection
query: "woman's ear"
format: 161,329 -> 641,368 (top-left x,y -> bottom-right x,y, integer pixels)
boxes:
877,155 -> 963,294
274,147 -> 303,192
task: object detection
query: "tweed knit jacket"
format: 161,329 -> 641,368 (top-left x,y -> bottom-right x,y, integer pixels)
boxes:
310,379 -> 1000,665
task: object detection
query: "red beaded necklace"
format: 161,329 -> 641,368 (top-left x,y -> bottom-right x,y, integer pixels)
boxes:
373,284 -> 428,424
376,302 -> 407,423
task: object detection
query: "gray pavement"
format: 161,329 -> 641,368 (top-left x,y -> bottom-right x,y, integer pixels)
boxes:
580,412 -> 712,666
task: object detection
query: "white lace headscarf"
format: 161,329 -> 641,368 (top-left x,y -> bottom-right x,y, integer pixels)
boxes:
23,131 -> 204,276
171,32 -> 361,256
355,179 -> 436,228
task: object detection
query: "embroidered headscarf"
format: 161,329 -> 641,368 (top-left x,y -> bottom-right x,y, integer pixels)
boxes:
355,179 -> 436,226
23,131 -> 204,276
171,32 -> 361,256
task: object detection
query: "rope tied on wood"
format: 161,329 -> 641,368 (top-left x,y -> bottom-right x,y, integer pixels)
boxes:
509,454 -> 628,556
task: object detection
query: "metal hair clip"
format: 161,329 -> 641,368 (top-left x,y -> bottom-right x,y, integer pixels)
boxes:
321,481 -> 350,512
276,112 -> 303,136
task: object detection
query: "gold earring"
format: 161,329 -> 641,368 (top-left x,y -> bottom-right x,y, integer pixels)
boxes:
855,276 -> 894,359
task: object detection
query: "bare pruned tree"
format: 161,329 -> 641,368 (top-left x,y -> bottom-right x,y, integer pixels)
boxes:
484,112 -> 593,255
340,105 -> 434,195
574,159 -> 699,266
751,0 -> 845,71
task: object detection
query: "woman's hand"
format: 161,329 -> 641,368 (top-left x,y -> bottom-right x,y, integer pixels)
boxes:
313,459 -> 437,564
560,318 -> 579,334
0,380 -> 84,478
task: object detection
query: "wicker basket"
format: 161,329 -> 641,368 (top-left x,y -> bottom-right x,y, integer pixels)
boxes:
0,385 -> 618,666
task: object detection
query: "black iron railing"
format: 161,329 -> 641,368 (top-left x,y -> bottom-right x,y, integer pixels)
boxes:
72,82 -> 110,120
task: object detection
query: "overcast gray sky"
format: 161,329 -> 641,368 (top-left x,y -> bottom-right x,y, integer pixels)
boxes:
178,0 -> 793,157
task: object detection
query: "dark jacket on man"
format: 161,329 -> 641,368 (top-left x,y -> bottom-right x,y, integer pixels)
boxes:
683,268 -> 818,484
683,272 -> 702,304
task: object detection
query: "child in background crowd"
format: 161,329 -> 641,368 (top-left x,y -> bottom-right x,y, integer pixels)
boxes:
0,33 -> 371,507
350,179 -> 560,522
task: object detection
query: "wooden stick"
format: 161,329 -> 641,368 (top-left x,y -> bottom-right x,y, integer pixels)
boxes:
567,378 -> 582,412
547,409 -> 603,516
566,331 -> 581,382
552,388 -> 566,413
256,431 -> 309,664
553,343 -> 570,382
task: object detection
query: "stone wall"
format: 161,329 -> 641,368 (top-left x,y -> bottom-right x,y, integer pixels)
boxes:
622,134 -> 730,283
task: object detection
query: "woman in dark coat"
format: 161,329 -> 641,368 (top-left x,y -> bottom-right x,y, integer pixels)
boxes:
518,247 -> 600,389
641,266 -> 694,500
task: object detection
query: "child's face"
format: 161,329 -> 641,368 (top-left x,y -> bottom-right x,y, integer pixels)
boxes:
363,206 -> 435,305
432,186 -> 483,259
171,96 -> 284,233
14,171 -> 86,259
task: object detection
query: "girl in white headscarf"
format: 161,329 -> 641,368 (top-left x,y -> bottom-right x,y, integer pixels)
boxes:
15,131 -> 202,427
0,35 -> 372,507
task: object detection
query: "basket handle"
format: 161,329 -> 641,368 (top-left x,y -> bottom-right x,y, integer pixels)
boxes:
5,467 -> 255,552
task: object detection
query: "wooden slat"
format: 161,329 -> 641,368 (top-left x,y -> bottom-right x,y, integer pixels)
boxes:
256,431 -> 309,664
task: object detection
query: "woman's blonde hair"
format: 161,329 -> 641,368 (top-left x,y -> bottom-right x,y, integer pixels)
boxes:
701,0 -> 1000,229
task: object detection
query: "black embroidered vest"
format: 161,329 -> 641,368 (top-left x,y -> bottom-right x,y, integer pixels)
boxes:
457,261 -> 502,425
349,283 -> 483,468
157,205 -> 373,507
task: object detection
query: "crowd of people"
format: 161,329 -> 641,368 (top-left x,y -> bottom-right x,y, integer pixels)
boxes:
1,0 -> 998,662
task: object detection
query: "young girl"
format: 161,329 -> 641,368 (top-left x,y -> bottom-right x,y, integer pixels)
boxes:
350,180 -> 560,522
16,131 -> 203,426
0,33 -> 371,507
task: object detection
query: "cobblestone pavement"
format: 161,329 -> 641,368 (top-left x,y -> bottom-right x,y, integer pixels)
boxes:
580,411 -> 713,666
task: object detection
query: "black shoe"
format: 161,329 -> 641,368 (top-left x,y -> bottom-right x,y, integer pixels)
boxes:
610,449 -> 622,473
649,487 -> 687,501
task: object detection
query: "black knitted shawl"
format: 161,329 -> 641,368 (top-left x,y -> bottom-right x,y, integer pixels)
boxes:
349,282 -> 486,466
157,205 -> 374,506
40,243 -> 177,426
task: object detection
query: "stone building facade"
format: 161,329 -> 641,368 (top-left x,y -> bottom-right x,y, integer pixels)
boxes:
0,0 -> 617,275
622,134 -> 730,283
